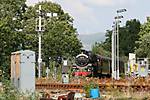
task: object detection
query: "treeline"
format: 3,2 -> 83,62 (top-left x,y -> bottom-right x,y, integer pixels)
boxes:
92,18 -> 150,61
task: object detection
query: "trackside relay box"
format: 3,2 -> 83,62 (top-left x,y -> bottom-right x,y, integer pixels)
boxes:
11,50 -> 35,93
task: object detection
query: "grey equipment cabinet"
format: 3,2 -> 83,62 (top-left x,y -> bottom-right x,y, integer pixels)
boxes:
11,50 -> 35,93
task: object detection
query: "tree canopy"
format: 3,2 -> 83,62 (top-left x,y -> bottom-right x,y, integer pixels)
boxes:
0,0 -> 27,78
0,0 -> 82,78
135,18 -> 150,57
120,19 -> 141,56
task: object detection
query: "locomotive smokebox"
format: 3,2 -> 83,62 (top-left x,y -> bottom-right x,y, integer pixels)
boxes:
75,53 -> 89,67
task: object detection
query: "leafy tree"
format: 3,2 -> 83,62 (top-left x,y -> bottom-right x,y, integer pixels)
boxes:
135,18 -> 150,57
23,1 -> 82,67
92,42 -> 111,57
120,19 -> 141,56
103,30 -> 112,52
91,30 -> 112,57
0,0 -> 27,78
118,27 -> 127,56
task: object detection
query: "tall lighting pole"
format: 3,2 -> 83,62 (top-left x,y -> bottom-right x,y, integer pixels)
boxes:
112,23 -> 116,79
112,9 -> 126,80
116,9 -> 126,80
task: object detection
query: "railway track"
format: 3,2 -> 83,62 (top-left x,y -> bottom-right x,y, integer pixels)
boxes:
36,82 -> 150,92
36,77 -> 150,91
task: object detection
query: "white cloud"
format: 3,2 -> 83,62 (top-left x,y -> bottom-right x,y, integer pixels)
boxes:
82,0 -> 136,7
56,0 -> 90,16
117,0 -> 136,5
85,0 -> 114,6
26,0 -> 38,6
52,0 -> 100,34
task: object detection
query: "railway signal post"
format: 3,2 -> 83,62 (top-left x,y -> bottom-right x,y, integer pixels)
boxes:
36,5 -> 44,78
36,4 -> 57,78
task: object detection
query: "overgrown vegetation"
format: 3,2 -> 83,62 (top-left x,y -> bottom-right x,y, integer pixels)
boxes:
0,80 -> 40,100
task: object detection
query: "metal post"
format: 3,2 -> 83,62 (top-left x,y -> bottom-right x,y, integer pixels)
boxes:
36,4 -> 57,78
116,16 -> 120,80
114,20 -> 117,79
116,8 -> 126,80
112,23 -> 116,79
111,27 -> 115,79
53,59 -> 57,80
38,5 -> 42,78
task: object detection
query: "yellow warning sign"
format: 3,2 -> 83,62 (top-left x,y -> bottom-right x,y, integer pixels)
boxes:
141,66 -> 145,72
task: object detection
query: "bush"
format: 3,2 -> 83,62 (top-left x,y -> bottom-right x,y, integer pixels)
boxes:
0,80 -> 40,100
83,80 -> 99,98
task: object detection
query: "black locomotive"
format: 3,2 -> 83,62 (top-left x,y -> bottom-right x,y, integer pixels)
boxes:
75,50 -> 125,78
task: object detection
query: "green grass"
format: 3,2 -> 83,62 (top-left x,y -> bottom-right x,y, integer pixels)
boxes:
101,89 -> 150,100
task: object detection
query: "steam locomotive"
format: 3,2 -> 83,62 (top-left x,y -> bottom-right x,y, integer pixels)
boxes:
74,50 -> 125,77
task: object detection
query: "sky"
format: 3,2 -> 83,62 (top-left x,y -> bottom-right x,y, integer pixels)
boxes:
26,0 -> 150,49
26,0 -> 150,35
